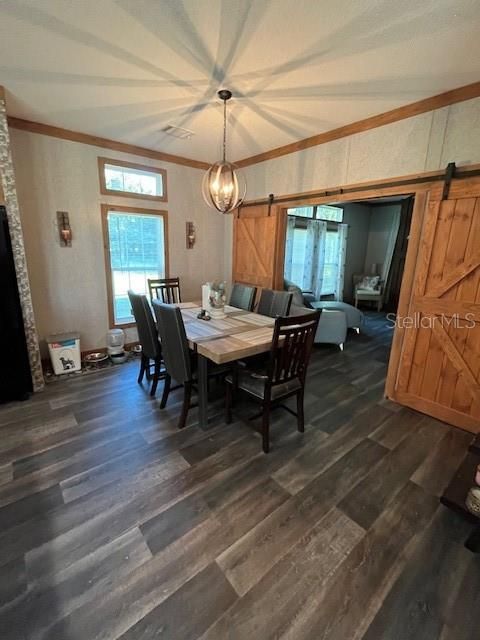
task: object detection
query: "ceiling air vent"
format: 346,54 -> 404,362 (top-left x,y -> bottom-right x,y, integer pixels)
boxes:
160,125 -> 194,139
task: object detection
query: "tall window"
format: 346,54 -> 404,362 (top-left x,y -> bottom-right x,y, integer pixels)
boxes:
285,204 -> 346,298
102,206 -> 167,326
290,227 -> 308,286
98,158 -> 167,202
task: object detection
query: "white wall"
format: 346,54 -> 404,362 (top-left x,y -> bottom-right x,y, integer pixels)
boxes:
241,96 -> 480,200
342,203 -> 370,303
364,204 -> 402,276
10,129 -> 228,353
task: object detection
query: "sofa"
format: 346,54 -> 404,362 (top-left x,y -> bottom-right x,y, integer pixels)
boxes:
285,281 -> 347,349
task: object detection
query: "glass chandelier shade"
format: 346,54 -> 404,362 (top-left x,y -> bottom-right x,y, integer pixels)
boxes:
202,90 -> 246,214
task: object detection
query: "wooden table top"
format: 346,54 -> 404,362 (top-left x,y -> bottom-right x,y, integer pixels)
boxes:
178,302 -> 275,364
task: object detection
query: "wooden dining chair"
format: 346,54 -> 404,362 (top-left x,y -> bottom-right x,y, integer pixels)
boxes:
225,310 -> 320,453
148,277 -> 182,304
229,283 -> 257,311
127,290 -> 165,397
152,301 -> 228,429
257,289 -> 293,318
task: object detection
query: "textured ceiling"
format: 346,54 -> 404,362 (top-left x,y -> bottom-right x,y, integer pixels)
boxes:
0,0 -> 479,163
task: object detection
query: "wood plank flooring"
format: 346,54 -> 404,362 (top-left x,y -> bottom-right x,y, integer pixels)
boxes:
0,313 -> 477,640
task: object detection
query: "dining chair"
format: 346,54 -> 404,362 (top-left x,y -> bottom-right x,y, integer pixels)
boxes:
225,310 -> 321,453
229,283 -> 257,311
148,277 -> 182,304
152,301 -> 227,429
257,289 -> 293,318
127,290 -> 165,397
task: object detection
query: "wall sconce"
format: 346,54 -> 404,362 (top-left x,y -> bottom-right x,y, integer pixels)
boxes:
186,221 -> 195,249
57,211 -> 72,247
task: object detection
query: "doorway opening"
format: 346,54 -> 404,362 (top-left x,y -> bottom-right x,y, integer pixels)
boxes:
283,194 -> 414,355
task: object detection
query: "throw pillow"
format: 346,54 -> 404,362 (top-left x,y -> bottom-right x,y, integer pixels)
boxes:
358,276 -> 380,291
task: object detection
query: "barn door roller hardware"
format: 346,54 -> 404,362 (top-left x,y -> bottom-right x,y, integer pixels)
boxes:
267,193 -> 275,216
442,162 -> 456,200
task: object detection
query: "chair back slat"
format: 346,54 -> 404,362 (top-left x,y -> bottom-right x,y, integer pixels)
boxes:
257,289 -> 293,318
152,301 -> 192,384
148,278 -> 182,304
229,283 -> 257,311
127,291 -> 161,360
267,311 -> 320,389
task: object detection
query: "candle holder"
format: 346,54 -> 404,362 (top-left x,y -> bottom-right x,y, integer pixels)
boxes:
57,211 -> 72,247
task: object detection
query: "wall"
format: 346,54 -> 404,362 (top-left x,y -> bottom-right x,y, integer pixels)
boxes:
342,203 -> 370,303
240,96 -> 480,200
230,96 -> 480,299
10,129 -> 228,353
364,204 -> 402,277
0,97 -> 43,388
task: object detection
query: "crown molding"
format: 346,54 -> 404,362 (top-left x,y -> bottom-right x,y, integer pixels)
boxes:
7,116 -> 210,170
235,81 -> 480,168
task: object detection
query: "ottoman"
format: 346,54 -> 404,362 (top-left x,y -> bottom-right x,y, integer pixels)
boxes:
311,301 -> 363,333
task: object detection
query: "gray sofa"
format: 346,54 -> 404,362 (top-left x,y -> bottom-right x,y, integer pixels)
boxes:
285,279 -> 363,350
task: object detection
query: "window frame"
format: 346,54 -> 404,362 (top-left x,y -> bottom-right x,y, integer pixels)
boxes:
101,203 -> 169,328
98,157 -> 168,203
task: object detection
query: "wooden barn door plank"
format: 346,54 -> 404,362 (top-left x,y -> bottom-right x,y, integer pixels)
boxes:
389,178 -> 480,433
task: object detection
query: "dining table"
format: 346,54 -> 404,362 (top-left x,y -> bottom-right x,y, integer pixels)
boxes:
177,302 -> 276,428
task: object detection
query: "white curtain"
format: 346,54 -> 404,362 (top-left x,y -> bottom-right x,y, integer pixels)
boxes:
335,223 -> 348,301
284,216 -> 296,282
308,219 -> 327,299
381,209 -> 401,283
284,217 -> 327,298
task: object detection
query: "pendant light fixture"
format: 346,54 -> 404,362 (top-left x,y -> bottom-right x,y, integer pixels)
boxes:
202,89 -> 246,213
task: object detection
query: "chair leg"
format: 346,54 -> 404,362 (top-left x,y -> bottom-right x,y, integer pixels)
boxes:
262,403 -> 271,453
160,373 -> 171,409
296,390 -> 305,433
137,354 -> 147,383
150,358 -> 161,397
225,381 -> 233,424
178,381 -> 192,430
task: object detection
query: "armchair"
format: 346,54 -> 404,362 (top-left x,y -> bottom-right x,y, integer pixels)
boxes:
353,274 -> 384,311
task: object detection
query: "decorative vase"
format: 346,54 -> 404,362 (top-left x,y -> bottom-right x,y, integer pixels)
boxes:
209,281 -> 226,319
466,486 -> 480,517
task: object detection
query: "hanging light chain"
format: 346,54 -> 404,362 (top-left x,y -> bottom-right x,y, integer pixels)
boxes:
202,89 -> 246,213
222,97 -> 227,162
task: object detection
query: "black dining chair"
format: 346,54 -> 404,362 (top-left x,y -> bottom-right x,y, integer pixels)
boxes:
229,283 -> 257,312
257,289 -> 293,318
152,301 -> 227,429
148,277 -> 182,304
127,290 -> 165,397
225,310 -> 321,453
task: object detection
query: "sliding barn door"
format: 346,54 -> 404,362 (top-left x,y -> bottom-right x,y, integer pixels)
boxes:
389,179 -> 480,433
232,204 -> 285,290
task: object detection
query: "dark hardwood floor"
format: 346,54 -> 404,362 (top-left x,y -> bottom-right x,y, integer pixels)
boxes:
0,313 -> 478,640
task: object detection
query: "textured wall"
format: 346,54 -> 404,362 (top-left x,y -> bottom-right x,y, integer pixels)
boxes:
0,99 -> 44,389
241,96 -> 480,200
10,130 -> 229,353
